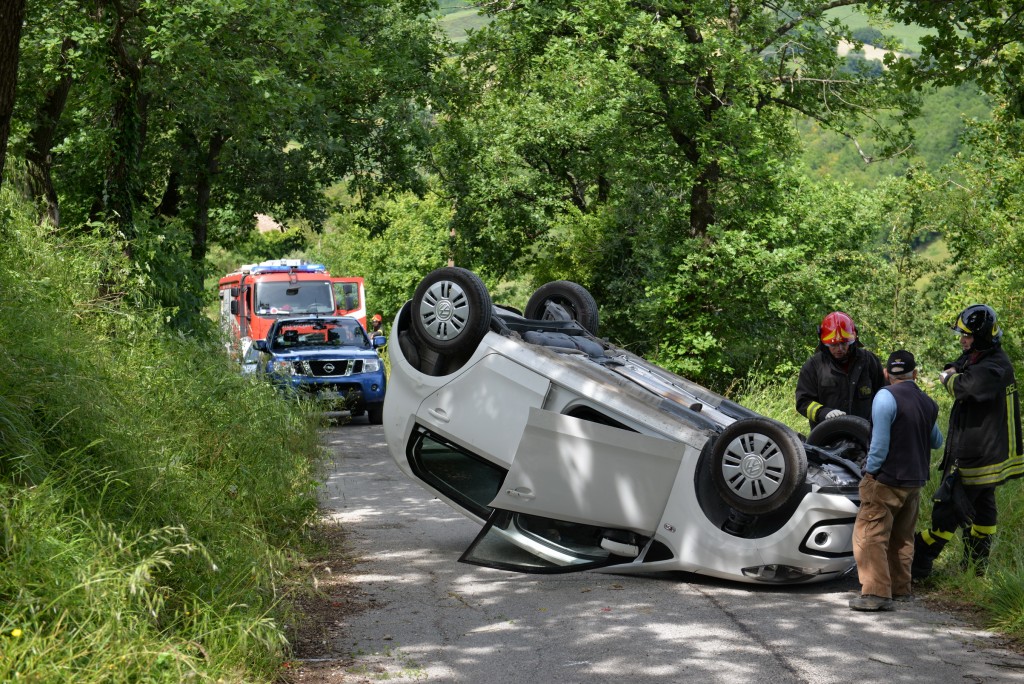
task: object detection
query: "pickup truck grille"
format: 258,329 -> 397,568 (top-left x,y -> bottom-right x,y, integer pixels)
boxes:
294,359 -> 363,376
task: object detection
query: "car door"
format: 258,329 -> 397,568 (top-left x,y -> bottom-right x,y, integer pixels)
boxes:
413,352 -> 553,469
459,406 -> 684,573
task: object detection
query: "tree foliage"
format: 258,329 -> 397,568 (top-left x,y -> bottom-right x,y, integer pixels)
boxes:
311,189 -> 455,320
426,0 -> 934,382
7,0 -> 445,328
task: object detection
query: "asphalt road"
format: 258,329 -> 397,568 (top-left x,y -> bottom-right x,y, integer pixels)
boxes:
303,421 -> 1024,683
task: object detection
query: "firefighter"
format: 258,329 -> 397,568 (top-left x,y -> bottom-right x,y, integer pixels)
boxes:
913,304 -> 1024,578
369,312 -> 384,336
795,311 -> 886,431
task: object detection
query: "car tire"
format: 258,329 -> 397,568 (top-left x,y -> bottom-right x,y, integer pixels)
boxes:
710,418 -> 808,515
806,415 -> 871,467
524,281 -> 599,335
411,267 -> 492,355
367,405 -> 384,425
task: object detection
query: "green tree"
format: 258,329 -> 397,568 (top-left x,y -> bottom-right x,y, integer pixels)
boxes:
429,0 -> 930,383
439,0 -> 920,248
9,0 -> 445,327
883,1 -> 1024,102
924,110 -> 1024,363
312,189 -> 454,319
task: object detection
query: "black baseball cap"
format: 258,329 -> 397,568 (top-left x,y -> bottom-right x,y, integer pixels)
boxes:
886,349 -> 916,374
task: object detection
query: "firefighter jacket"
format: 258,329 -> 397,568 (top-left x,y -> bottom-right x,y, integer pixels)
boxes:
795,342 -> 885,430
941,345 -> 1024,487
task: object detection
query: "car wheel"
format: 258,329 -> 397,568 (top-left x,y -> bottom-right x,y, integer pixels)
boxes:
806,415 -> 871,467
411,267 -> 492,355
711,418 -> 808,515
367,405 -> 384,425
524,281 -> 599,335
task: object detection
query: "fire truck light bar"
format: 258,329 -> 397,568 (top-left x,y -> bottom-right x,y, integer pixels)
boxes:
241,259 -> 328,275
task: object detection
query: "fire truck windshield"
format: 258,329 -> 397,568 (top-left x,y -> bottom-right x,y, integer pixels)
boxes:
255,281 -> 335,314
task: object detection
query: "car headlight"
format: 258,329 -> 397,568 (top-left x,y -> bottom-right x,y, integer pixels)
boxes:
363,357 -> 380,372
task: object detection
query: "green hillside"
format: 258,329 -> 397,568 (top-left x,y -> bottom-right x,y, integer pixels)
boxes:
798,83 -> 992,187
800,9 -> 990,187
437,1 -> 490,41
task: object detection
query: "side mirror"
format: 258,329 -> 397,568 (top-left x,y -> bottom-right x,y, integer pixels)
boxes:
230,287 -> 240,297
253,339 -> 269,352
230,300 -> 239,315
373,335 -> 386,348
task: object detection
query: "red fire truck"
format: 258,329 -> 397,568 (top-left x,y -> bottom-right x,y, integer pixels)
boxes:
218,259 -> 366,366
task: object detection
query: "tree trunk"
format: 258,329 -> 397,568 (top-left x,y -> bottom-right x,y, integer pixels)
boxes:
689,161 -> 720,239
190,132 -> 226,266
25,38 -> 75,227
183,131 -> 226,323
102,3 -> 149,260
0,0 -> 27,187
155,169 -> 181,218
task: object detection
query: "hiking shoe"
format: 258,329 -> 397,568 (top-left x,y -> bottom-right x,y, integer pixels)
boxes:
893,594 -> 914,603
849,595 -> 894,611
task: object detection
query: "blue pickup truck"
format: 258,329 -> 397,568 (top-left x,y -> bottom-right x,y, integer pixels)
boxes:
253,315 -> 387,423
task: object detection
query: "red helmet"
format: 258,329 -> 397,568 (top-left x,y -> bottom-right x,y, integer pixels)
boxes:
819,311 -> 856,345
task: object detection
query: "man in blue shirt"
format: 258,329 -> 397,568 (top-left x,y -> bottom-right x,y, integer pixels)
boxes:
850,350 -> 943,611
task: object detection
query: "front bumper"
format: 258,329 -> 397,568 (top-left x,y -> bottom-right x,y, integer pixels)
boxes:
282,375 -> 386,409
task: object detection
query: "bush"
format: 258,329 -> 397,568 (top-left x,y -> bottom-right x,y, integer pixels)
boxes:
851,26 -> 885,47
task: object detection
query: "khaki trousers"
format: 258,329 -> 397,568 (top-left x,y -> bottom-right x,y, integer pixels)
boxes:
852,477 -> 921,598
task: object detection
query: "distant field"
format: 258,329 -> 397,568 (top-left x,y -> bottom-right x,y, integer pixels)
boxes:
826,7 -> 933,53
436,0 -> 471,15
437,1 -> 490,41
441,8 -> 491,41
917,236 -> 952,290
437,5 -> 933,49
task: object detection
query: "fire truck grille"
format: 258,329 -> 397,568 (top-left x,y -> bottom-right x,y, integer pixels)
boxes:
294,359 -> 362,376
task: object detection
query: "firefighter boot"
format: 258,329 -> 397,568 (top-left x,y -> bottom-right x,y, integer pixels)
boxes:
911,531 -> 947,580
961,531 -> 993,577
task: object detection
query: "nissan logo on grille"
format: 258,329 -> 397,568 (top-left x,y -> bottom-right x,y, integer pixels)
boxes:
323,363 -> 335,373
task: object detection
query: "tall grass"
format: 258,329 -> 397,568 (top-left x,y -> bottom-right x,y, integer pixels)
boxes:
0,190 -> 323,681
739,369 -> 1024,638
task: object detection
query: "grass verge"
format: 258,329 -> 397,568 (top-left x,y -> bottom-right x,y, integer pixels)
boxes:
0,191 -> 324,682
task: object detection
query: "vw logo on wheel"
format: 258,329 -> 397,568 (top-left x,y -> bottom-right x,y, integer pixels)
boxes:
436,299 -> 454,322
741,454 -> 766,478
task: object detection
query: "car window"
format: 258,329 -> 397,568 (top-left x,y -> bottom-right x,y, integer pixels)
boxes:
408,428 -> 506,519
459,510 -> 633,574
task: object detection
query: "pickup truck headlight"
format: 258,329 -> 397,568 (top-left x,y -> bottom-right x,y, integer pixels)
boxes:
268,359 -> 294,374
363,357 -> 381,372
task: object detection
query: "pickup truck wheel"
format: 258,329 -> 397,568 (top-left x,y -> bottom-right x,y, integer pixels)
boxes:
524,281 -> 599,335
711,418 -> 807,515
411,267 -> 492,355
367,405 -> 384,425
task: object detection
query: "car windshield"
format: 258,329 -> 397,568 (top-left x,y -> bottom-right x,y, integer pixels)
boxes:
269,319 -> 369,351
255,281 -> 335,315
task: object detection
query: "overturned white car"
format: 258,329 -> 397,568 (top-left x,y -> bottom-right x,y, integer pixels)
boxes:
383,267 -> 870,584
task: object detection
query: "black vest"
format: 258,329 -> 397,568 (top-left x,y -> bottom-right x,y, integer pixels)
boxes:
877,381 -> 939,488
